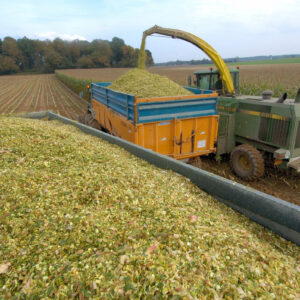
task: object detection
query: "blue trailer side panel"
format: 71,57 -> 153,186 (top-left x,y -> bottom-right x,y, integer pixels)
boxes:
136,98 -> 218,123
91,83 -> 218,124
91,83 -> 135,121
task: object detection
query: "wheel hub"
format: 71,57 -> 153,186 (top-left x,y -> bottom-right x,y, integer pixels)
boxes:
239,154 -> 251,171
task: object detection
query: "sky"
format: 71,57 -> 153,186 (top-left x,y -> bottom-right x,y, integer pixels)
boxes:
1,0 -> 300,63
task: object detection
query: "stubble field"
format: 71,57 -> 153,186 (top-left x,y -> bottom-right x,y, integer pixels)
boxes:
0,74 -> 87,119
3,64 -> 299,120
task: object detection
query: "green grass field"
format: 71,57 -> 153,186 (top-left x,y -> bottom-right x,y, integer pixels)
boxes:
226,57 -> 300,66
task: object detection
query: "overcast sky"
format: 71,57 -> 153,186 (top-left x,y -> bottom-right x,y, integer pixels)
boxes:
1,0 -> 300,63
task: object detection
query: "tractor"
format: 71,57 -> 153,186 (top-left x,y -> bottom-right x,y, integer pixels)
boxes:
140,25 -> 300,180
188,66 -> 300,180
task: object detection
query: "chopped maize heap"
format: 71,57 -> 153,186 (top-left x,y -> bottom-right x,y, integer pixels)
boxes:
0,116 -> 299,298
108,68 -> 193,98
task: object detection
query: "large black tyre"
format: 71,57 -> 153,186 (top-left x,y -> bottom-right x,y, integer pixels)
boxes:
78,113 -> 102,130
230,144 -> 264,180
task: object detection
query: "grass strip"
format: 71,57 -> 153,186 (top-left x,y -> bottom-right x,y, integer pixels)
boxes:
55,72 -> 92,101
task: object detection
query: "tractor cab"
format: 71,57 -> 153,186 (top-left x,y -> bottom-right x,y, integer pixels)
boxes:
190,67 -> 240,95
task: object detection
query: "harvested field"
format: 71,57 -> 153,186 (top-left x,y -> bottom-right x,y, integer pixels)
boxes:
0,74 -> 87,120
57,68 -> 129,82
58,66 -> 193,84
58,63 -> 300,98
0,116 -> 299,298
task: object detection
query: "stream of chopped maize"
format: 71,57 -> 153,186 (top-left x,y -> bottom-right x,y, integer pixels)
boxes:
0,117 -> 299,298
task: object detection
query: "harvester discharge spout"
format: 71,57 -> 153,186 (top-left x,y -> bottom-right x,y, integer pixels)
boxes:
138,25 -> 236,96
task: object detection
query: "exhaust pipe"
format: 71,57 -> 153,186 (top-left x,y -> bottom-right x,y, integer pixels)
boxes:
276,92 -> 287,103
295,88 -> 300,103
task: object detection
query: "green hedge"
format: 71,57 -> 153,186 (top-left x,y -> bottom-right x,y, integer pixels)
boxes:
55,72 -> 93,100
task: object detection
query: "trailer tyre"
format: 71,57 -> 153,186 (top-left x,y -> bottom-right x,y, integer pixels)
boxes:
230,144 -> 264,180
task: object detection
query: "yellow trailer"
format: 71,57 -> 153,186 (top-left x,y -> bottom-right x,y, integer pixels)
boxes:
89,83 -> 219,163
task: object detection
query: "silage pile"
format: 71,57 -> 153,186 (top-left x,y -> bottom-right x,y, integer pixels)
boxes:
108,68 -> 193,98
0,116 -> 299,298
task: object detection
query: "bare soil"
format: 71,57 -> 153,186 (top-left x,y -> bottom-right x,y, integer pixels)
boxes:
200,155 -> 300,206
58,63 -> 300,88
0,74 -> 87,119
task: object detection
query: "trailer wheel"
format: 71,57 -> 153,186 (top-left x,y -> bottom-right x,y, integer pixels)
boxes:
230,144 -> 264,180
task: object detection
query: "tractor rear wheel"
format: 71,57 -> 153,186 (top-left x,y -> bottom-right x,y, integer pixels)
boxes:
78,113 -> 102,130
230,144 -> 264,180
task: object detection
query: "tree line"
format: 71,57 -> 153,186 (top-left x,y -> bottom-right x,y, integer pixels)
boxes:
155,58 -> 212,66
0,37 -> 154,75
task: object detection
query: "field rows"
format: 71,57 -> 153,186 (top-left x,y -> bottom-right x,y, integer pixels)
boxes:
0,74 -> 87,120
3,64 -> 298,121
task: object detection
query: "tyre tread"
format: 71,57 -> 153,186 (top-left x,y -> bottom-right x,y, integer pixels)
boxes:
230,144 -> 264,180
